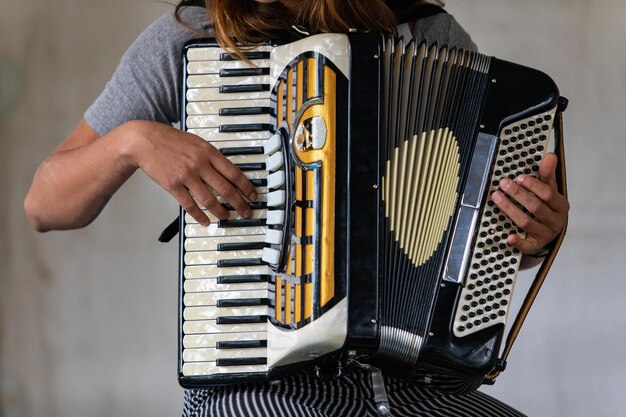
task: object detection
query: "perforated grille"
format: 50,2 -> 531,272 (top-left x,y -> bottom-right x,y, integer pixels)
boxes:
453,108 -> 557,337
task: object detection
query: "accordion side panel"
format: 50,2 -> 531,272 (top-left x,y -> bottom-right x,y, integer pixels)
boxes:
453,107 -> 558,337
423,56 -> 561,378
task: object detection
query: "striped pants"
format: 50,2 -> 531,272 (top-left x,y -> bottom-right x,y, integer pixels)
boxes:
182,368 -> 526,417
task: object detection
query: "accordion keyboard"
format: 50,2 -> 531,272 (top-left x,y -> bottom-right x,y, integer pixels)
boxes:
181,46 -> 281,377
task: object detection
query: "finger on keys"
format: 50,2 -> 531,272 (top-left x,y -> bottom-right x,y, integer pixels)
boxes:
172,188 -> 211,227
491,190 -> 546,252
209,149 -> 259,202
506,232 -> 542,254
538,152 -> 559,188
189,178 -> 231,222
203,173 -> 252,219
498,177 -> 559,226
515,155 -> 568,215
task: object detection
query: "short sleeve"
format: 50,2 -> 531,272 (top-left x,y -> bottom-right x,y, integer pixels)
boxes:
412,13 -> 478,51
84,7 -> 212,136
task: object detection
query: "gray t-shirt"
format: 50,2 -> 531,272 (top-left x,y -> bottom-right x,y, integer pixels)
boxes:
84,6 -> 476,136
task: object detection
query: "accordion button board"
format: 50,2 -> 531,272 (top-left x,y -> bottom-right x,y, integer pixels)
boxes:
177,33 -> 564,387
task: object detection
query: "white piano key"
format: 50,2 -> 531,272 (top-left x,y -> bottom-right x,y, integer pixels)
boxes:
190,190 -> 267,208
261,248 -> 281,265
265,152 -> 284,172
187,46 -> 272,61
263,133 -> 282,155
184,279 -> 267,293
184,209 -> 267,225
187,193 -> 267,214
186,114 -> 270,129
184,290 -> 268,307
187,74 -> 270,89
227,154 -> 267,165
266,171 -> 285,189
187,88 -> 270,102
185,235 -> 266,252
184,305 -> 268,321
184,264 -> 271,280
216,140 -> 266,151
187,129 -> 270,142
184,224 -> 267,238
183,320 -> 267,335
187,99 -> 270,116
265,229 -> 283,245
182,362 -> 269,376
182,347 -> 267,362
187,185 -> 269,199
266,210 -> 285,226
184,249 -> 264,266
187,60 -> 271,75
266,190 -> 286,207
183,331 -> 267,348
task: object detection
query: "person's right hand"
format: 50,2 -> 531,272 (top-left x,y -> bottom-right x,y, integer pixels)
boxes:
125,120 -> 258,226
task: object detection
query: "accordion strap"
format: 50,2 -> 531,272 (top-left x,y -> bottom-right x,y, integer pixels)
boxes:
485,106 -> 569,382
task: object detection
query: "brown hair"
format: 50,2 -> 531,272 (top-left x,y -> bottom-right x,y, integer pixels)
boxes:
176,0 -> 397,57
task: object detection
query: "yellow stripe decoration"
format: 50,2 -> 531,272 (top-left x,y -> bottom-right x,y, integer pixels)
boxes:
383,128 -> 460,267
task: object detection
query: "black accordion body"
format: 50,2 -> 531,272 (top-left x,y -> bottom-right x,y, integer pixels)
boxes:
177,33 -> 566,387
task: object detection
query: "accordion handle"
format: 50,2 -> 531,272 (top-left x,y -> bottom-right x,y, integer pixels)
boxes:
485,105 -> 569,383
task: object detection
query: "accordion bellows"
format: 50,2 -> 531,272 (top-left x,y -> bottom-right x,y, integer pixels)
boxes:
177,33 -> 563,387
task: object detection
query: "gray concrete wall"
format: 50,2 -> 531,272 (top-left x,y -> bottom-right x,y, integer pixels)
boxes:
1,0 -> 624,416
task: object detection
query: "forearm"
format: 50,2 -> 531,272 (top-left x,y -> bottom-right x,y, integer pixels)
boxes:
24,122 -> 140,232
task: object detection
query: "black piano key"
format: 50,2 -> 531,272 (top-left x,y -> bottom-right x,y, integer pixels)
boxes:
298,235 -> 314,245
219,123 -> 272,133
218,274 -> 271,284
218,218 -> 266,228
216,315 -> 267,325
235,163 -> 266,171
219,67 -> 270,77
217,258 -> 264,268
217,242 -> 268,251
219,106 -> 270,116
217,357 -> 267,366
249,178 -> 268,187
219,84 -> 270,94
220,51 -> 270,61
217,339 -> 267,349
220,146 -> 264,156
217,298 -> 268,307
295,200 -> 315,208
222,201 -> 267,211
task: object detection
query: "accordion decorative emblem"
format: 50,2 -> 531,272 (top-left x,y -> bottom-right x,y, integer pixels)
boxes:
177,33 -> 567,388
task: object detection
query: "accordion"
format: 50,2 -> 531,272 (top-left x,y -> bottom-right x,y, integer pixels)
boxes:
177,33 -> 567,388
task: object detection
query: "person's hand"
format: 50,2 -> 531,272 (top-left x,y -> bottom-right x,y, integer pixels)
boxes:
125,121 -> 258,226
490,152 -> 569,255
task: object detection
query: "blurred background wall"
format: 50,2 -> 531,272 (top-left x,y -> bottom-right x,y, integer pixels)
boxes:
1,0 -> 624,416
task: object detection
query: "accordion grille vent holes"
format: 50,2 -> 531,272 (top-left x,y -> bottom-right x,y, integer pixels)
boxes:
383,128 -> 460,267
453,108 -> 557,337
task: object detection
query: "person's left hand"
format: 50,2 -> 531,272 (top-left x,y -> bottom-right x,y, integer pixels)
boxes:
490,152 -> 569,255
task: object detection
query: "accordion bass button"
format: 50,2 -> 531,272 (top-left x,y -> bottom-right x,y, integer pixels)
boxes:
265,228 -> 283,244
266,152 -> 284,172
262,247 -> 281,265
266,190 -> 286,207
263,133 -> 282,155
267,171 -> 285,189
266,210 -> 285,226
